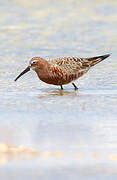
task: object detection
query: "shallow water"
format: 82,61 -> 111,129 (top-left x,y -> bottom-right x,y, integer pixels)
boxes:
0,0 -> 117,179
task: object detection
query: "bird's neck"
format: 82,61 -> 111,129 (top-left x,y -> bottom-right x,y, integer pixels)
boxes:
34,60 -> 50,80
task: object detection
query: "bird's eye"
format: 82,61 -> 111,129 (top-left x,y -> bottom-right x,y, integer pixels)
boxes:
32,60 -> 37,64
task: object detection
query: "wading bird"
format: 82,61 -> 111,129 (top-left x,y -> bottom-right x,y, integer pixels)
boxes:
15,54 -> 110,90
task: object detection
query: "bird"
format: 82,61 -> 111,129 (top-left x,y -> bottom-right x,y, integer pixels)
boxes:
14,54 -> 110,90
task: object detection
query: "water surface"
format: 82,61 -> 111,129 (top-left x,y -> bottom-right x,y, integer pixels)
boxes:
0,0 -> 117,179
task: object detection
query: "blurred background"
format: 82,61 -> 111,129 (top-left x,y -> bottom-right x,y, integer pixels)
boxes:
0,0 -> 117,179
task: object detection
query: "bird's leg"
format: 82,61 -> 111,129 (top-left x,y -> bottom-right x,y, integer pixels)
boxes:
60,85 -> 63,90
72,83 -> 78,90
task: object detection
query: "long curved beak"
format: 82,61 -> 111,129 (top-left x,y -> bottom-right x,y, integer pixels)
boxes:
14,66 -> 30,81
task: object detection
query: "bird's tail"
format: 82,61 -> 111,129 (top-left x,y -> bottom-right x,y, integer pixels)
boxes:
85,54 -> 110,67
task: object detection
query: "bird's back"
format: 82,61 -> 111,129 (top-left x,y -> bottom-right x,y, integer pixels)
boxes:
49,57 -> 87,74
49,54 -> 110,72
46,54 -> 110,85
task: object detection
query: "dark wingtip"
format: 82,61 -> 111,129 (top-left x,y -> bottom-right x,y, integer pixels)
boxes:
102,53 -> 111,59
88,53 -> 111,67
95,53 -> 111,61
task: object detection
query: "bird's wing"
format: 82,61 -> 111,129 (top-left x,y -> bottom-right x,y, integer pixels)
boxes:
48,57 -> 91,75
47,55 -> 110,83
49,54 -> 110,73
47,57 -> 92,84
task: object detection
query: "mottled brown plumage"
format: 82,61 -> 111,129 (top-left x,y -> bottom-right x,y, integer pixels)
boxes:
15,54 -> 110,90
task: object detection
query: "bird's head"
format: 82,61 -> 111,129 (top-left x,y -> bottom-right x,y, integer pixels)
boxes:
29,57 -> 40,70
14,57 -> 47,81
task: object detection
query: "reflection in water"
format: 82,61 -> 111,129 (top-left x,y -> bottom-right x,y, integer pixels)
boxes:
40,89 -> 78,97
